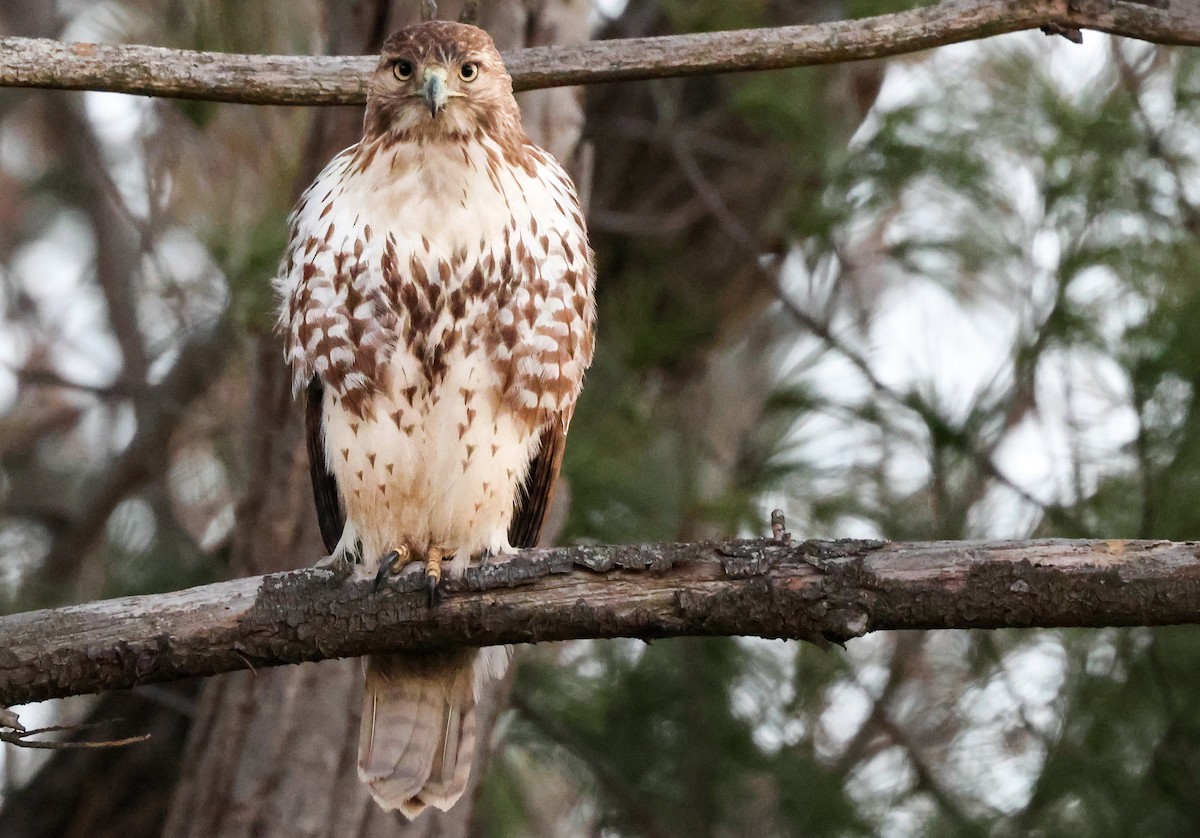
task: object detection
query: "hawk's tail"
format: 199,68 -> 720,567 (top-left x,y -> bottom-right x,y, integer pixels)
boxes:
358,647 -> 509,818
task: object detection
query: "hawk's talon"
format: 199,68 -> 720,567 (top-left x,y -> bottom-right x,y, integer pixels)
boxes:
372,546 -> 411,592
424,546 -> 445,607
372,550 -> 400,592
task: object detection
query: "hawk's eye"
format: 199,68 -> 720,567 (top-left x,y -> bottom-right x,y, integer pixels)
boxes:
393,60 -> 414,81
459,62 -> 479,82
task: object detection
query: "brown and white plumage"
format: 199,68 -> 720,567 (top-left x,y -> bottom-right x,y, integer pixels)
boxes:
276,21 -> 594,817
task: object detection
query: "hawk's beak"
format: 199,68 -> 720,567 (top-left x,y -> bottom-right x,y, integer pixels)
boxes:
421,67 -> 450,118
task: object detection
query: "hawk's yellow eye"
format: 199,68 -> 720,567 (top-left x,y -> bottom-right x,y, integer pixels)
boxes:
393,60 -> 414,81
459,62 -> 479,82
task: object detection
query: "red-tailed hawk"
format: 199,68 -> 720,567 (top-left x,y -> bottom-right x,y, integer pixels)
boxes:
275,21 -> 595,817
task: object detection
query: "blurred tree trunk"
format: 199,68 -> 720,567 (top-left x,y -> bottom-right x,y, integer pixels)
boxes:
159,3 -> 589,837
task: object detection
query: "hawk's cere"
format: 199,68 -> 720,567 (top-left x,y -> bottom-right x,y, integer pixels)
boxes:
275,21 -> 595,817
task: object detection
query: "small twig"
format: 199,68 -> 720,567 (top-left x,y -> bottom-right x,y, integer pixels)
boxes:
770,509 -> 792,544
0,718 -> 151,750
0,707 -> 25,732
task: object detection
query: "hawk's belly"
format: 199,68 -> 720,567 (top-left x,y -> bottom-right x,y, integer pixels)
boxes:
323,345 -> 540,567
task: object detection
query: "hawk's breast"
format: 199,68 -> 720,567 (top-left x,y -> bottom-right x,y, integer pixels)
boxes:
277,135 -> 594,560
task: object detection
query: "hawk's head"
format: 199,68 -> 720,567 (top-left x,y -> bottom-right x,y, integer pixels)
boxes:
364,21 -> 521,145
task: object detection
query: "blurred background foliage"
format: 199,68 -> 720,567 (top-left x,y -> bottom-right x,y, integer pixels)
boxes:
3,0 -> 1200,835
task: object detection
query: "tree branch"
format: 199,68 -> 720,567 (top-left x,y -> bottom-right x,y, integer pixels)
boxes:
3,537 -> 1200,707
0,1 -> 1195,105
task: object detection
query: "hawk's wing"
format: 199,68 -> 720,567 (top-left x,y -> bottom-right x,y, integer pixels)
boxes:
306,377 -> 345,554
508,413 -> 568,549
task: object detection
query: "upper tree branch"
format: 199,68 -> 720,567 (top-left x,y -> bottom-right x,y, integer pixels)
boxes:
3,537 -> 1200,707
0,1 -> 1196,105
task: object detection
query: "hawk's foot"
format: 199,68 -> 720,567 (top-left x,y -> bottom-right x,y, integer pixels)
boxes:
371,544 -> 412,593
424,545 -> 445,607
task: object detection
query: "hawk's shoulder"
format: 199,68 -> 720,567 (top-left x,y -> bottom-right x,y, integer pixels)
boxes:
490,140 -> 596,429
275,145 -> 397,415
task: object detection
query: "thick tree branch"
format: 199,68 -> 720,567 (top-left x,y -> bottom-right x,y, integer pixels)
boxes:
0,1 -> 1195,105
3,537 -> 1200,707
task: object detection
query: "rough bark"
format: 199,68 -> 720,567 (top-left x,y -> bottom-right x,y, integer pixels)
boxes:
5,537 -> 1200,707
0,1 -> 1196,105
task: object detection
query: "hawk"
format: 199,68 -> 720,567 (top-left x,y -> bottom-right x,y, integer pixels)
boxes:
275,21 -> 595,817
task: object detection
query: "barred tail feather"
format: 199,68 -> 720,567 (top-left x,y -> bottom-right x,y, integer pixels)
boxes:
358,647 -> 510,818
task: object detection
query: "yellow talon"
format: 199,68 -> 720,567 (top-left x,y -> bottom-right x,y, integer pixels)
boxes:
425,545 -> 444,606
